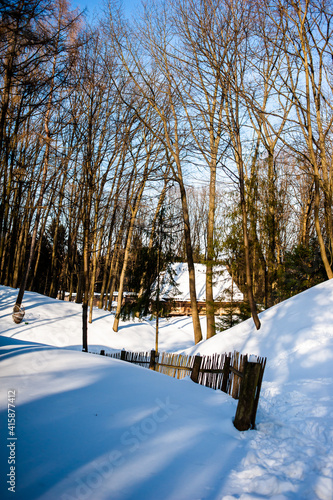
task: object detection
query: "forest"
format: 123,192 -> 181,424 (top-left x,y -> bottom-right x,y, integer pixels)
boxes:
0,0 -> 332,345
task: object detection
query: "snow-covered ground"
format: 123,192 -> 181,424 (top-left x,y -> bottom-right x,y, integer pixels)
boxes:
1,281 -> 333,500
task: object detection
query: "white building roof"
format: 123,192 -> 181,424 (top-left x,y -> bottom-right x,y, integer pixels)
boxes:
156,262 -> 243,302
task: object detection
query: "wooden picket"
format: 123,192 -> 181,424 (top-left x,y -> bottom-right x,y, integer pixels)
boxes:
97,348 -> 266,402
197,353 -> 226,390
157,352 -> 193,379
107,350 -> 151,368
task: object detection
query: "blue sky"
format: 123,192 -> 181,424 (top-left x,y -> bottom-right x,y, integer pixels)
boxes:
72,0 -> 140,18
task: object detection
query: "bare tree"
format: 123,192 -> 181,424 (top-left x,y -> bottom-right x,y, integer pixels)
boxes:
105,2 -> 203,343
112,120 -> 161,332
11,0 -> 81,320
262,0 -> 333,279
168,0 -> 230,338
221,0 -> 261,329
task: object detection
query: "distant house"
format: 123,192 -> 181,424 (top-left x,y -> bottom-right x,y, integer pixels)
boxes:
109,291 -> 137,311
152,262 -> 243,316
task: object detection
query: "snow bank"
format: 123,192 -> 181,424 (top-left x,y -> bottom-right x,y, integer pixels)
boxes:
0,336 -> 240,500
184,279 -> 333,385
1,280 -> 333,499
182,280 -> 333,499
0,286 -> 202,353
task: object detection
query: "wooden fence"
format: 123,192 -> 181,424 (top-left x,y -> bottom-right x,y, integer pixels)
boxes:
96,348 -> 266,429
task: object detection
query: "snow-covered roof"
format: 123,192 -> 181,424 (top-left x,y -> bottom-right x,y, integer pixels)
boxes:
156,262 -> 243,302
113,291 -> 137,297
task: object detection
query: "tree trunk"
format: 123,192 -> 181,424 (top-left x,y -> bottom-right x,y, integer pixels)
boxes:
14,134 -> 50,316
113,188 -> 146,331
49,172 -> 67,297
206,162 -> 216,339
178,180 -> 203,344
135,178 -> 168,317
112,224 -> 134,332
266,150 -> 276,307
239,169 -> 261,330
82,209 -> 90,352
314,175 -> 333,279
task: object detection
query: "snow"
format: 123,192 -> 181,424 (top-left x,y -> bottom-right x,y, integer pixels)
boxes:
1,280 -> 333,499
157,263 -> 244,302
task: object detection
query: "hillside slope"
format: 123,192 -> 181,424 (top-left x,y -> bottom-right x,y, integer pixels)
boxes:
1,281 -> 333,499
184,279 -> 333,384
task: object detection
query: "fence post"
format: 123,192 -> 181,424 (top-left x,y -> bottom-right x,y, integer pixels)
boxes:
120,350 -> 126,361
221,355 -> 231,393
149,349 -> 157,370
234,360 -> 261,431
191,355 -> 202,383
250,359 -> 266,429
100,350 -> 105,356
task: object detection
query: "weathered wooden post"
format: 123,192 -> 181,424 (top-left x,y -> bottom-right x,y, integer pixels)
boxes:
100,349 -> 105,356
149,349 -> 157,370
234,359 -> 261,431
82,302 -> 88,352
120,350 -> 126,361
221,354 -> 231,393
191,355 -> 202,383
250,358 -> 266,429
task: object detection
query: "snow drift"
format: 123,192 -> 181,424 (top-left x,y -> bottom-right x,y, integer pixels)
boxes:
0,280 -> 333,499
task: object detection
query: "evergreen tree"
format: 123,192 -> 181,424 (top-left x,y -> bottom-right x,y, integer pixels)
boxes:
278,240 -> 327,300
